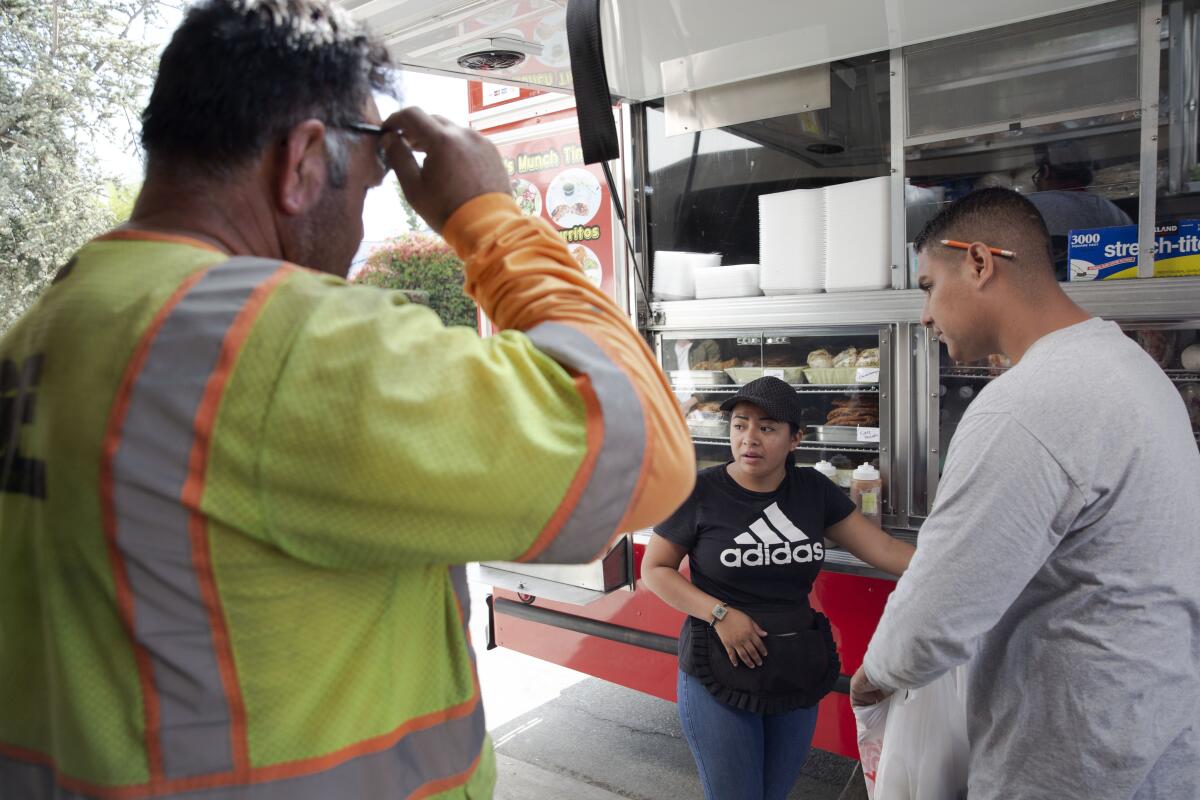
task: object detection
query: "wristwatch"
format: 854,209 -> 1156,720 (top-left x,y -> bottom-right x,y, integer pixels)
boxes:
710,603 -> 728,626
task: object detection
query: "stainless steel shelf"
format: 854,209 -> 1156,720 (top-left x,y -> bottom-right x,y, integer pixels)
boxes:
649,280 -> 1200,330
941,366 -> 1198,382
692,437 -> 733,446
692,437 -> 880,452
673,384 -> 879,394
650,291 -> 925,329
940,366 -> 1006,380
797,384 -> 880,393
795,440 -> 879,452
792,438 -> 878,450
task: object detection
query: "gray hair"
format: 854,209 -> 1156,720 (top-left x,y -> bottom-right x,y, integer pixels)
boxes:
324,128 -> 352,189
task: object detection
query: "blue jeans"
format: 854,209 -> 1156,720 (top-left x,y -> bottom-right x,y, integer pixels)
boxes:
677,669 -> 819,800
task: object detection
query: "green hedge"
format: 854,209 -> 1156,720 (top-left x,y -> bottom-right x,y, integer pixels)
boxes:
354,234 -> 477,328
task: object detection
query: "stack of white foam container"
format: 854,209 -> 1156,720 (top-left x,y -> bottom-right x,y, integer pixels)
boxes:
758,189 -> 825,295
758,176 -> 891,295
652,251 -> 721,300
693,264 -> 762,299
823,176 -> 891,293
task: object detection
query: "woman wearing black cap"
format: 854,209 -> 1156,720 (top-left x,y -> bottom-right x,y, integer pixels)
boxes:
642,376 -> 914,800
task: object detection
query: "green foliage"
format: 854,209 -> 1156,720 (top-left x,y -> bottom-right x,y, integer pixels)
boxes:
353,233 -> 477,328
106,179 -> 140,221
1,1 -> 168,333
394,178 -> 430,233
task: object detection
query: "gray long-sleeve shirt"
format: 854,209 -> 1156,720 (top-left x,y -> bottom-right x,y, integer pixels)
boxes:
864,318 -> 1200,800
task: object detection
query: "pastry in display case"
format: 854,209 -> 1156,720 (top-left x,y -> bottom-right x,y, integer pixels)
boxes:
685,400 -> 730,438
808,395 -> 880,444
804,345 -> 880,384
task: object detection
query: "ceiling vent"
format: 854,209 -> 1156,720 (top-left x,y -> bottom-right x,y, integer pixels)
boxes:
457,49 -> 526,70
806,143 -> 845,155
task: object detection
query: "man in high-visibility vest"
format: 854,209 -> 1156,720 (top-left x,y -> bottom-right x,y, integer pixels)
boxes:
0,1 -> 695,797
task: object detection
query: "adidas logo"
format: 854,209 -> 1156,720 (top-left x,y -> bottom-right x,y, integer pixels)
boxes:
719,503 -> 824,568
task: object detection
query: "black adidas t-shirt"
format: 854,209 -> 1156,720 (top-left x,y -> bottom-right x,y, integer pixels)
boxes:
655,463 -> 855,608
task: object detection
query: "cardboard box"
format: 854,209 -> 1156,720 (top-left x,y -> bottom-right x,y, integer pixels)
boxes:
1154,220 -> 1200,277
1068,221 -> 1200,280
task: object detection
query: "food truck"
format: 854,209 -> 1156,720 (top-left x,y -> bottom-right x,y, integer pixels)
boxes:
341,0 -> 1200,759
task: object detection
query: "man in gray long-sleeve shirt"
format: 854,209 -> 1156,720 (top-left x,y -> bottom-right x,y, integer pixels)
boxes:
851,188 -> 1200,799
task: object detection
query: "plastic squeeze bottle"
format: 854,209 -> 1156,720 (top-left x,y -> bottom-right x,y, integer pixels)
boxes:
830,454 -> 854,488
813,460 -> 837,482
850,463 -> 883,523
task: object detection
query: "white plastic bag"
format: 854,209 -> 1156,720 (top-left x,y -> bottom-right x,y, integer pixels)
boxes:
853,666 -> 969,800
852,695 -> 892,798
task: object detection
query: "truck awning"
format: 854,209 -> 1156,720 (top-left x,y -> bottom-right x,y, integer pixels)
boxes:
339,0 -> 1118,102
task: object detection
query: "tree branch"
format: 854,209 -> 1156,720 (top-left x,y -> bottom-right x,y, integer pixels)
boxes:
89,0 -> 155,77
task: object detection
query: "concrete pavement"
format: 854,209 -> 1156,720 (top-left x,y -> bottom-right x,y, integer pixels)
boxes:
468,582 -> 860,799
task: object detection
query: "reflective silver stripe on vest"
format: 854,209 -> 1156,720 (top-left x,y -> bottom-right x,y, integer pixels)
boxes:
448,565 -> 477,666
449,565 -> 472,631
111,257 -> 281,779
0,698 -> 486,798
525,322 -> 646,564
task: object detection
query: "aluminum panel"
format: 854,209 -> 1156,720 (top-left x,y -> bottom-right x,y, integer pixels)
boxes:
663,66 -> 830,136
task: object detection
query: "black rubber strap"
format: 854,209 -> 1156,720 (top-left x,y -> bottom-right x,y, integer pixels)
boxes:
566,0 -> 650,306
566,0 -> 619,165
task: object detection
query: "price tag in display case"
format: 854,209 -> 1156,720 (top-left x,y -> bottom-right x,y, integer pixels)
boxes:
764,368 -> 785,379
857,426 -> 881,443
855,367 -> 880,384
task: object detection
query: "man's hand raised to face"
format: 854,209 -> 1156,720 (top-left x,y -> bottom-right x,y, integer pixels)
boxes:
380,107 -> 512,234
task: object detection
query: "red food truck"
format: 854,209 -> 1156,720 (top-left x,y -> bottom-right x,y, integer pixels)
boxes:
343,0 -> 1200,761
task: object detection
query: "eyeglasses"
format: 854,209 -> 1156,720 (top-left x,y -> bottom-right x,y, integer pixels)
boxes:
339,121 -> 386,136
334,121 -> 388,170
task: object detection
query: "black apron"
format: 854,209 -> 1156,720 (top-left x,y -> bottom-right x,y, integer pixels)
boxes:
681,603 -> 840,714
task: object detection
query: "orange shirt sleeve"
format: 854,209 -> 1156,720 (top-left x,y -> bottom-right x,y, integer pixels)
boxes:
443,193 -> 695,561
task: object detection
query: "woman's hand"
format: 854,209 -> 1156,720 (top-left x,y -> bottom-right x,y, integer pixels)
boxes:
640,536 -> 770,668
713,608 -> 769,668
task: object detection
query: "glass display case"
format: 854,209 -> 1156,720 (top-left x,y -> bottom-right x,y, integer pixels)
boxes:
1123,324 -> 1200,447
912,319 -> 1200,519
659,328 -> 894,523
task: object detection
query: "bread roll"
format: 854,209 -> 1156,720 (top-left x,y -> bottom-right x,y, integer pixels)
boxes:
855,348 -> 879,367
832,347 -> 858,368
807,349 -> 833,368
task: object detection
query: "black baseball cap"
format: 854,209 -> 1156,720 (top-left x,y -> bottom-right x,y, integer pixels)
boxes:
719,376 -> 802,425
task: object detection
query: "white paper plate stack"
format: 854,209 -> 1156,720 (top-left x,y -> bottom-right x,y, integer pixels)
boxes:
759,189 -> 825,295
693,264 -> 762,299
652,251 -> 721,300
